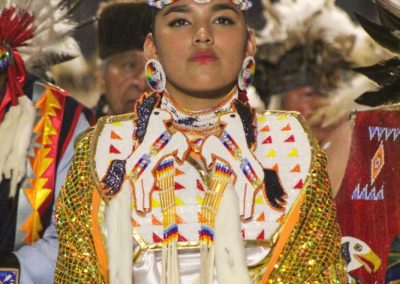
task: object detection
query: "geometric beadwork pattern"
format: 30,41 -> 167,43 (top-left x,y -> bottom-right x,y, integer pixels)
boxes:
351,184 -> 384,201
369,126 -> 400,141
370,143 -> 385,185
20,87 -> 62,244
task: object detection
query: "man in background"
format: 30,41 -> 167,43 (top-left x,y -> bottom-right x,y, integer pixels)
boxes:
95,1 -> 152,118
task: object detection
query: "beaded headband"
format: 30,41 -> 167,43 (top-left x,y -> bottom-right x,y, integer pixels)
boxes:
148,0 -> 253,11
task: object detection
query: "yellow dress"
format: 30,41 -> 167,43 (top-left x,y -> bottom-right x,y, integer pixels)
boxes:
54,92 -> 346,283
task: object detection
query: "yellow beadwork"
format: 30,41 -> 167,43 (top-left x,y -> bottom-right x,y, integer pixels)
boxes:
156,155 -> 178,242
200,159 -> 232,244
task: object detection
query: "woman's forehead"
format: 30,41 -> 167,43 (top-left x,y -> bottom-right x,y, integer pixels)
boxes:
148,0 -> 252,11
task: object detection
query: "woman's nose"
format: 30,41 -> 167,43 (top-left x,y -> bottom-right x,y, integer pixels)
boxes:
192,26 -> 214,45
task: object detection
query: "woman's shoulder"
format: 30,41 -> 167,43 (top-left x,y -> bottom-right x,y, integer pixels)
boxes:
253,108 -> 320,194
254,108 -> 317,147
255,109 -> 309,127
89,113 -> 137,183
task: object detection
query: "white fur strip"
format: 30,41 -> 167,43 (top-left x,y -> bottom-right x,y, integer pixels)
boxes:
0,105 -> 21,185
106,180 -> 133,284
4,96 -> 35,197
215,186 -> 251,284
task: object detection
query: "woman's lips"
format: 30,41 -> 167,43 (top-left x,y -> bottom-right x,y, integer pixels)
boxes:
190,51 -> 218,63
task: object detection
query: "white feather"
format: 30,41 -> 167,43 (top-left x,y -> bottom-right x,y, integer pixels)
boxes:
259,0 -> 331,44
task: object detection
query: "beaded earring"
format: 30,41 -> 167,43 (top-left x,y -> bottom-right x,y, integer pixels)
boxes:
145,58 -> 166,93
237,56 -> 255,92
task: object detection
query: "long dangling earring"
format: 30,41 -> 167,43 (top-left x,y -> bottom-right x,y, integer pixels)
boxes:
237,56 -> 255,91
145,58 -> 166,93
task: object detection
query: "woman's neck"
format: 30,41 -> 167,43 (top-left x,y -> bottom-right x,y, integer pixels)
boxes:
165,82 -> 236,111
160,85 -> 238,131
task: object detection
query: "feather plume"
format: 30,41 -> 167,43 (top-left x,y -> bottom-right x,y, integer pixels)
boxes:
376,4 -> 400,30
354,57 -> 400,87
0,0 -> 84,76
377,0 -> 400,18
355,13 -> 400,53
353,0 -> 400,106
355,80 -> 400,107
259,0 -> 331,45
0,0 -> 84,196
257,0 -> 391,126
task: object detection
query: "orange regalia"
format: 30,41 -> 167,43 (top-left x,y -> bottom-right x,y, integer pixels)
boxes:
55,90 -> 346,283
0,0 -> 92,253
0,80 -> 94,251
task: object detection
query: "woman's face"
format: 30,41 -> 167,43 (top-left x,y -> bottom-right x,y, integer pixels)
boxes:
145,0 -> 255,98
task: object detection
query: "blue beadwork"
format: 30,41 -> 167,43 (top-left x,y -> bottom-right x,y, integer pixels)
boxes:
102,159 -> 127,195
163,224 -> 178,239
199,225 -> 214,239
135,93 -> 161,143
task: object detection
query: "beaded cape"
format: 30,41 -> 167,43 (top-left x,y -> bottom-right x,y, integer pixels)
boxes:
54,91 -> 346,283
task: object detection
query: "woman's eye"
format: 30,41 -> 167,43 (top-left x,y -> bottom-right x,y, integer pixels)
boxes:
169,18 -> 190,27
214,17 -> 234,25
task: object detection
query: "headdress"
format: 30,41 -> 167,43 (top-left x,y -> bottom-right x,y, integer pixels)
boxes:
255,0 -> 389,126
0,0 -> 83,196
0,0 -> 82,120
353,0 -> 400,107
147,0 -> 253,10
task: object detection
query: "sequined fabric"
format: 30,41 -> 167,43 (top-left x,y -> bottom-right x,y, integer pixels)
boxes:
251,151 -> 347,283
54,131 -> 105,284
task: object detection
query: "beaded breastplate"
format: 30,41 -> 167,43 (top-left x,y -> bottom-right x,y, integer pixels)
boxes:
92,91 -> 312,266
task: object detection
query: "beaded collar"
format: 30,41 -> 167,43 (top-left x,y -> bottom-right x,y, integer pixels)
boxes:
160,88 -> 238,131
